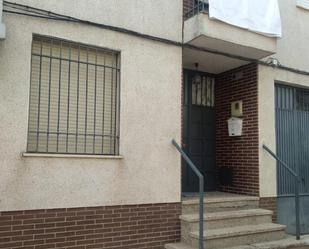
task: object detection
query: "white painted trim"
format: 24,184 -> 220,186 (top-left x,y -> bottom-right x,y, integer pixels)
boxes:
296,0 -> 309,10
22,152 -> 123,159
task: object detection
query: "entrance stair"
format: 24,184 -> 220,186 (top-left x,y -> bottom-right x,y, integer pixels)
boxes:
165,192 -> 309,249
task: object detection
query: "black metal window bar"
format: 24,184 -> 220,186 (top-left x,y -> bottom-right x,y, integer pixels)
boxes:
27,36 -> 120,155
191,74 -> 215,107
185,0 -> 209,20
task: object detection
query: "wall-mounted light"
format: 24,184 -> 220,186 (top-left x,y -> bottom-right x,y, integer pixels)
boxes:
266,57 -> 281,67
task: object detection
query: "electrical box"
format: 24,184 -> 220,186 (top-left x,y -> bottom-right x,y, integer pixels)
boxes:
231,100 -> 243,117
227,117 -> 243,136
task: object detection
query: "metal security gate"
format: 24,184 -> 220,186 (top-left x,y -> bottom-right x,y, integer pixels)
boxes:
275,84 -> 309,234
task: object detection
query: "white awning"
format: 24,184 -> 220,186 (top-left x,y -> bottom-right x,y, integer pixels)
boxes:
208,0 -> 282,37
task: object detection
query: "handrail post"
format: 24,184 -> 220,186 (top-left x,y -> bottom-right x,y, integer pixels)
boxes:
295,178 -> 301,240
199,173 -> 204,249
262,144 -> 301,240
172,139 -> 204,249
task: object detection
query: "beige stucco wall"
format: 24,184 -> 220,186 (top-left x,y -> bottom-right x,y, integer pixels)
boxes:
276,0 -> 309,72
258,0 -> 309,197
0,11 -> 182,211
11,0 -> 182,43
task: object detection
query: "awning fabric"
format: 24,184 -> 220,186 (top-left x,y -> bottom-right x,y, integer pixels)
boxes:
208,0 -> 282,37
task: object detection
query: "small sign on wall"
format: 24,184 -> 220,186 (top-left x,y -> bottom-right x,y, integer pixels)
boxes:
228,117 -> 243,136
231,100 -> 243,117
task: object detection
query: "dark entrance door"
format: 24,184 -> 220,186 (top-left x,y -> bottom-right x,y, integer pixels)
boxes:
182,70 -> 216,192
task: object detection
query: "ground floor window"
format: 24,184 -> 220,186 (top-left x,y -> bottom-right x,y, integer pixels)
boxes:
27,35 -> 120,155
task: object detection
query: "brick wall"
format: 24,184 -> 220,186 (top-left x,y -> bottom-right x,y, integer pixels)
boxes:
259,197 -> 277,222
0,203 -> 181,249
215,63 -> 259,196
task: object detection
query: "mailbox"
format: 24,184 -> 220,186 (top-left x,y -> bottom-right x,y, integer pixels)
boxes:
227,117 -> 243,136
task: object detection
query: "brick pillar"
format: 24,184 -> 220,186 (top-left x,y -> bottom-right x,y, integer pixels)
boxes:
260,197 -> 278,222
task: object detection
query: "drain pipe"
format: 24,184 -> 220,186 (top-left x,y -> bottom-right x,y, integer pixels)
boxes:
0,0 -> 6,39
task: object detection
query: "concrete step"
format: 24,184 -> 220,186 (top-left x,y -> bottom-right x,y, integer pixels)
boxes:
165,235 -> 309,249
181,208 -> 273,232
182,195 -> 259,214
188,223 -> 287,249
226,234 -> 309,249
165,242 -> 195,249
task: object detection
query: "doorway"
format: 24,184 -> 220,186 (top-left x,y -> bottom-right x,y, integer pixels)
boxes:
182,69 -> 216,193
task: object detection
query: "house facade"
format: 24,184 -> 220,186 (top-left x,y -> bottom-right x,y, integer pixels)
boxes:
183,0 -> 309,235
0,0 -> 309,248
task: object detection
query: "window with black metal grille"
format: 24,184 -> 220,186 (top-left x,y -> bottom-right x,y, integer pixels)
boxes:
27,36 -> 120,155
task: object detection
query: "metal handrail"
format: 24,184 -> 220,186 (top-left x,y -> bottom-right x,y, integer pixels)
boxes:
263,144 -> 301,240
184,0 -> 209,19
172,139 -> 204,249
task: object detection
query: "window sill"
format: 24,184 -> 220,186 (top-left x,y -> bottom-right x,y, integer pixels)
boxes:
22,153 -> 123,160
